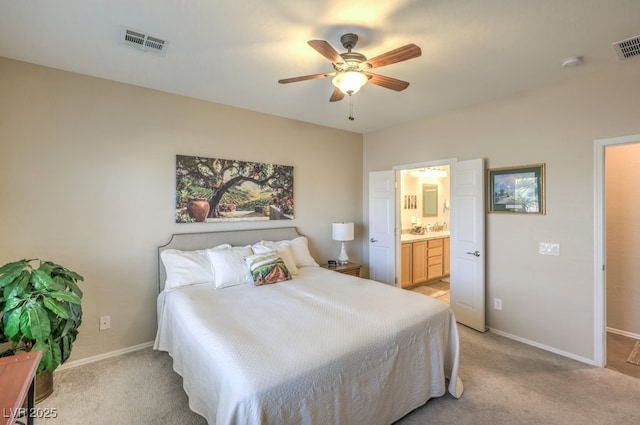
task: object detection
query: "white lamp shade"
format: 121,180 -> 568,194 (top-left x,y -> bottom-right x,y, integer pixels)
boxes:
332,222 -> 354,241
332,72 -> 368,95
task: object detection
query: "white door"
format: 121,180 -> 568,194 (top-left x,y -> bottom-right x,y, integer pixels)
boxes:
450,158 -> 486,331
368,170 -> 396,285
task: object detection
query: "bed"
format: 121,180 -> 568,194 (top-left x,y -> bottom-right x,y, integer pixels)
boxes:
153,227 -> 462,425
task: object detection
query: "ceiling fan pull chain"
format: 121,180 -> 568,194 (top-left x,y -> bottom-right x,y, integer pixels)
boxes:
348,96 -> 355,121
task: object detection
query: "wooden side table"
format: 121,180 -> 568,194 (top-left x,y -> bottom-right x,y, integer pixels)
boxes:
321,262 -> 362,277
0,351 -> 42,425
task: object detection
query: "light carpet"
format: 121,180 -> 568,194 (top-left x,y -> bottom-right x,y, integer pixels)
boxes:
627,341 -> 640,366
39,325 -> 640,425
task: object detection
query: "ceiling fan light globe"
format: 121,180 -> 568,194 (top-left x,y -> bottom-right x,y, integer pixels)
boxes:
332,71 -> 368,95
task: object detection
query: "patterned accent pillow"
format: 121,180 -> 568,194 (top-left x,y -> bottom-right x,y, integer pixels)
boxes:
252,241 -> 298,274
245,252 -> 292,286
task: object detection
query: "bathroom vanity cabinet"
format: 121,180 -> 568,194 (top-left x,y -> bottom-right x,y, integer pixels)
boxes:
401,234 -> 450,289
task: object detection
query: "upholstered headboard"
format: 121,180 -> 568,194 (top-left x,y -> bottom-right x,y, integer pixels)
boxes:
157,226 -> 301,292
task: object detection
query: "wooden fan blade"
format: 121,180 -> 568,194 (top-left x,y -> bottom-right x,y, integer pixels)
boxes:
367,73 -> 410,91
329,87 -> 345,102
278,72 -> 333,84
367,44 -> 422,69
308,40 -> 343,63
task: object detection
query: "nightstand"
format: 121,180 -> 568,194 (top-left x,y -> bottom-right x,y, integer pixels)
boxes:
321,262 -> 362,277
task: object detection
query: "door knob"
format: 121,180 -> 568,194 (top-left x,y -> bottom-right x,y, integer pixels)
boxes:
370,238 -> 378,243
466,250 -> 481,257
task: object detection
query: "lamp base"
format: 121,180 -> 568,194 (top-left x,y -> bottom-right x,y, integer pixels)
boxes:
337,241 -> 349,265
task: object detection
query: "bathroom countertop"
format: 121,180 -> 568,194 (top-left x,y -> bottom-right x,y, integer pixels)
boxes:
401,231 -> 450,242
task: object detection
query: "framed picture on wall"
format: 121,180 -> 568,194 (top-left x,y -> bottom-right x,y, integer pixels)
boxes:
487,163 -> 545,214
175,155 -> 294,223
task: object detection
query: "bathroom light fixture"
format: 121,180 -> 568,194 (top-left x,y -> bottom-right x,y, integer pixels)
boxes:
332,71 -> 369,95
332,222 -> 354,264
421,167 -> 447,177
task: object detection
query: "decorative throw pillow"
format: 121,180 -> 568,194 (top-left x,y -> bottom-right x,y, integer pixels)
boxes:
206,245 -> 254,289
252,241 -> 298,274
245,252 -> 292,286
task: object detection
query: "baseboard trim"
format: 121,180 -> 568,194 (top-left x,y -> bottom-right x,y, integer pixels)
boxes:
606,327 -> 640,340
58,341 -> 154,371
488,328 -> 597,366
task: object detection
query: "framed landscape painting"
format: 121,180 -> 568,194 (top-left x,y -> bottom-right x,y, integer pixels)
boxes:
175,155 -> 294,223
487,164 -> 545,214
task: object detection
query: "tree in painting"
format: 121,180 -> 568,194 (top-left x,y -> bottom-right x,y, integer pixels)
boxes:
176,155 -> 294,222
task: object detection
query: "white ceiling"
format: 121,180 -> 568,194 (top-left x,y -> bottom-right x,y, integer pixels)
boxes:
1,0 -> 639,134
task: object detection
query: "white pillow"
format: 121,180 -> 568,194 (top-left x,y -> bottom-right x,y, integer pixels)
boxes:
286,236 -> 319,267
252,241 -> 298,275
160,249 -> 212,291
206,245 -> 254,289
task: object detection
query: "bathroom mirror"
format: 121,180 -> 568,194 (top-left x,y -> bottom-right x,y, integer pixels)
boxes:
422,184 -> 438,217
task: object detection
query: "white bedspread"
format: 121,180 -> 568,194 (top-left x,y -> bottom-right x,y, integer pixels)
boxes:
154,267 -> 463,425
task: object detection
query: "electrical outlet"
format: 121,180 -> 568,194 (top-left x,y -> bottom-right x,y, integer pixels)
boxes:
99,315 -> 110,331
494,298 -> 502,311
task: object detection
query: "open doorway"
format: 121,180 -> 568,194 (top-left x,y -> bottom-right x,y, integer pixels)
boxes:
397,164 -> 451,304
595,133 -> 640,372
369,158 -> 485,331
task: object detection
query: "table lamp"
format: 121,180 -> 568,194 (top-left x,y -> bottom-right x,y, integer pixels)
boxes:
332,222 -> 354,265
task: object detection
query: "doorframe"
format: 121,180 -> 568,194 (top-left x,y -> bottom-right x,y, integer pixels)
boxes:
594,133 -> 640,367
393,158 -> 457,286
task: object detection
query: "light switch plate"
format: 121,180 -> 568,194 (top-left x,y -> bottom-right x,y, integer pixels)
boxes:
539,242 -> 560,256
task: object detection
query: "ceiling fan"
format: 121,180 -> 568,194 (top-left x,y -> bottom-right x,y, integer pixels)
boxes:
278,33 -> 422,102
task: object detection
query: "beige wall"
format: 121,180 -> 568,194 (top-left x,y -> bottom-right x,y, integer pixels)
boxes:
0,58 -> 363,362
363,60 -> 640,362
606,143 -> 640,336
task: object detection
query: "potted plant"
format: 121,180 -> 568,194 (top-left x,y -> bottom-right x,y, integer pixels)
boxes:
0,259 -> 84,401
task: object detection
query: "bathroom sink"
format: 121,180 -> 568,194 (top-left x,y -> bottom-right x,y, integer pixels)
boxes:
401,231 -> 450,242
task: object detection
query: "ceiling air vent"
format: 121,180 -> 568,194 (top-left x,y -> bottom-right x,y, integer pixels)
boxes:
612,34 -> 640,60
122,27 -> 169,55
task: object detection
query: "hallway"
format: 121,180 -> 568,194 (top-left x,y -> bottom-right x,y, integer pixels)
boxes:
606,332 -> 640,379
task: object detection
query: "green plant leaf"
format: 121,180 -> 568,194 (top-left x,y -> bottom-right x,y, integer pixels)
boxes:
65,302 -> 82,323
0,260 -> 28,288
3,280 -> 17,300
58,268 -> 84,283
3,295 -> 25,313
32,339 -> 53,373
61,334 -> 72,363
43,297 -> 70,319
62,277 -> 84,298
47,291 -> 81,304
4,270 -> 30,300
50,338 -> 62,370
48,276 -> 67,292
37,261 -> 55,275
43,261 -> 84,283
58,316 -> 73,338
31,269 -> 54,290
3,308 -> 22,340
20,303 -> 51,341
5,270 -> 30,299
